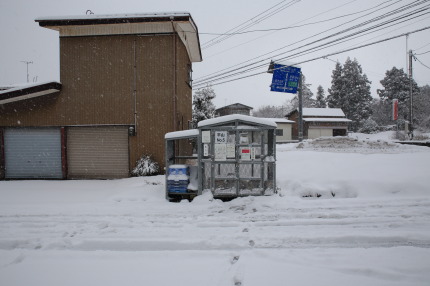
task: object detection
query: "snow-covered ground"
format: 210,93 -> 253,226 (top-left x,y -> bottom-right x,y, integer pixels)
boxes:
1,135 -> 430,286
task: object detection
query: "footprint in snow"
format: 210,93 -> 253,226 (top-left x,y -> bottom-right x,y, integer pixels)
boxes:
230,255 -> 240,264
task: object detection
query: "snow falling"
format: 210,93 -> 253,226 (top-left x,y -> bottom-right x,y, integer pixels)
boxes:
1,133 -> 429,286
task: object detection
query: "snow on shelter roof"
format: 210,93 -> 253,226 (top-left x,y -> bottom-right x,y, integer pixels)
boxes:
35,12 -> 202,62
198,114 -> 277,128
165,129 -> 199,140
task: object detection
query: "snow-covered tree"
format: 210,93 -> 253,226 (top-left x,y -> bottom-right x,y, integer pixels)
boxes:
359,118 -> 379,134
131,154 -> 159,176
192,85 -> 216,127
415,85 -> 430,130
327,58 -> 372,131
253,105 -> 286,118
377,67 -> 420,122
315,85 -> 327,108
327,62 -> 343,108
370,98 -> 392,127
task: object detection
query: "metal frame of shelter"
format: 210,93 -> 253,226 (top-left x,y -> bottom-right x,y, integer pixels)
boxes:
165,115 -> 277,201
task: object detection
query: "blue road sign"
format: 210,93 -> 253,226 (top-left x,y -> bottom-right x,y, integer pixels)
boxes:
270,64 -> 301,94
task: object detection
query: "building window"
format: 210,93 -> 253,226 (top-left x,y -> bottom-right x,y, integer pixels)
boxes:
276,129 -> 283,136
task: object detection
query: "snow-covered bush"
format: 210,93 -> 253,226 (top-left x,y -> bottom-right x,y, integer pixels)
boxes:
131,154 -> 159,176
359,118 -> 379,134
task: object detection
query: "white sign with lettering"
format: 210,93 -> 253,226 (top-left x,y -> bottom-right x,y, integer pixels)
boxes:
215,131 -> 227,144
215,144 -> 227,161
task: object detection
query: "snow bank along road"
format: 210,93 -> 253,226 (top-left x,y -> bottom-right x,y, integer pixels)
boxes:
0,138 -> 429,286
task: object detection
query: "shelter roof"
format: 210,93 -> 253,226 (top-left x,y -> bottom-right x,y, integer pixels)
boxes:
198,114 -> 277,128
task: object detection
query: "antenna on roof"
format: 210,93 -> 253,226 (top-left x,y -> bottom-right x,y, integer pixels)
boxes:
20,61 -> 33,83
86,10 -> 94,15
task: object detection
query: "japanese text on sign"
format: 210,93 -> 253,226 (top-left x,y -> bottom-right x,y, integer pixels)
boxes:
270,63 -> 301,94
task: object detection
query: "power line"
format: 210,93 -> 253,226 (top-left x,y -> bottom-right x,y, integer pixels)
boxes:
202,0 -> 388,60
195,0 -> 407,82
195,1 -> 430,86
195,26 -> 430,88
199,0 -> 390,36
415,56 -> 430,69
201,0 -> 300,50
416,50 -> 430,55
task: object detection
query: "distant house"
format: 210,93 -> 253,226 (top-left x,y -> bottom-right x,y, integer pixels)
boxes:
286,108 -> 351,140
259,118 -> 294,142
215,103 -> 253,117
0,12 -> 202,180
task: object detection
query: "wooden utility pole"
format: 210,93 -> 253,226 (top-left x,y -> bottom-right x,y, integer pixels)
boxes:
408,50 -> 414,140
298,72 -> 303,142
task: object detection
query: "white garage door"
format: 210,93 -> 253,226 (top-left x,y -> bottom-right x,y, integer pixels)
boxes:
67,127 -> 129,179
4,128 -> 62,179
308,128 -> 333,139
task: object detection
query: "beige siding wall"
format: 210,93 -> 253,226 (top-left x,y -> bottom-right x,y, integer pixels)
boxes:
275,123 -> 292,142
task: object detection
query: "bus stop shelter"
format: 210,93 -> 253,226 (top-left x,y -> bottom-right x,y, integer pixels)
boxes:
165,115 -> 277,200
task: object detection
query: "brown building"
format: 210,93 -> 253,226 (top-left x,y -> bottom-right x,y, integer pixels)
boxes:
215,103 -> 253,117
0,12 -> 202,179
286,108 -> 351,140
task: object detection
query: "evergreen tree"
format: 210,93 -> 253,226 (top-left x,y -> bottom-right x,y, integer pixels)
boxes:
327,62 -> 344,108
192,85 -> 216,127
327,58 -> 372,131
315,85 -> 327,108
377,67 -> 419,121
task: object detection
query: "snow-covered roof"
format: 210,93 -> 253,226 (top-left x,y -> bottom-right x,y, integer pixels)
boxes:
286,108 -> 346,118
0,81 -> 62,105
215,103 -> 253,111
303,108 -> 345,117
303,118 -> 352,122
35,12 -> 191,21
198,114 -> 277,128
260,118 -> 294,124
165,129 -> 199,140
36,12 -> 202,62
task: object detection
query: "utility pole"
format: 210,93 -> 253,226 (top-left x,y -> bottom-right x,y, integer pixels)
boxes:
298,72 -> 303,142
408,49 -> 414,140
21,61 -> 33,83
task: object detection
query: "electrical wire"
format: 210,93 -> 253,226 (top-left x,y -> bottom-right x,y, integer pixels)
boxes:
195,0 -> 406,82
416,50 -> 430,55
194,8 -> 430,87
195,1 -> 430,86
195,26 -> 430,88
201,0 -> 300,50
202,0 -> 392,60
415,56 -> 430,69
199,0 -> 392,36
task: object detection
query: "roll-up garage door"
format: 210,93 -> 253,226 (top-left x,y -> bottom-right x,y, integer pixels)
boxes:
4,128 -> 62,179
67,127 -> 129,179
308,128 -> 333,139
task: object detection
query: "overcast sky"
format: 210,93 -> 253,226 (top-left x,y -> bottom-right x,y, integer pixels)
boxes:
1,0 -> 429,110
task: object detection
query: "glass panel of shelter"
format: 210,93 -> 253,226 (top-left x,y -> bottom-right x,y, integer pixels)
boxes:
202,128 -> 270,196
